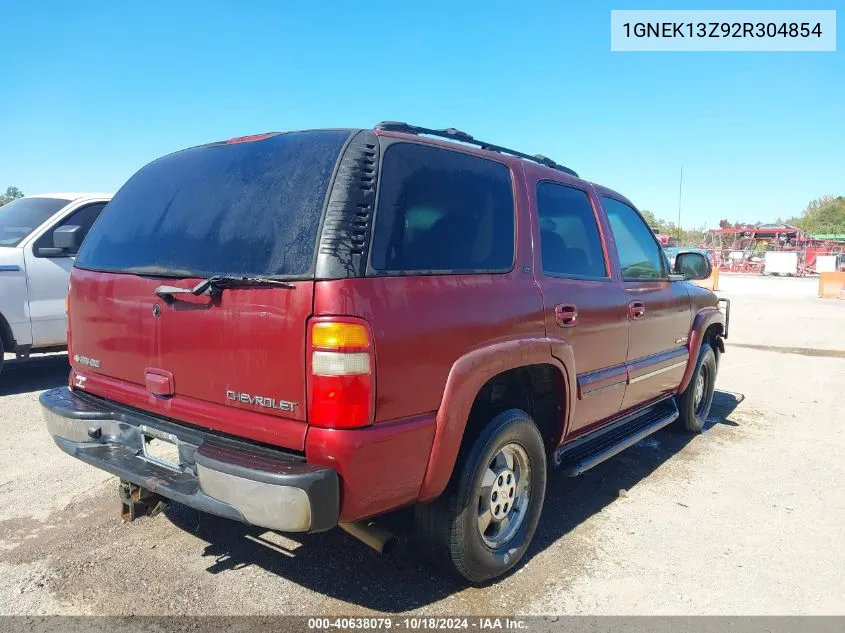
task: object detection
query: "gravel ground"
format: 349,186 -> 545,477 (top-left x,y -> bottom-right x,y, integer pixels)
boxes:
1,274 -> 843,615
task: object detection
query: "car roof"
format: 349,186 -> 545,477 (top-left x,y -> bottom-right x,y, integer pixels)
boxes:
25,193 -> 113,200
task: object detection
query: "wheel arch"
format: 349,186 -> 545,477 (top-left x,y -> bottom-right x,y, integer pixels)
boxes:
0,311 -> 16,352
678,307 -> 725,393
417,336 -> 574,502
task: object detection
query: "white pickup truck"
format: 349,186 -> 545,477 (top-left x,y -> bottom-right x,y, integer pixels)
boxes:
0,193 -> 112,374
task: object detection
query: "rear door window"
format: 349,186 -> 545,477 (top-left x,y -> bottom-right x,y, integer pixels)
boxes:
370,143 -> 515,274
537,182 -> 607,278
76,130 -> 349,278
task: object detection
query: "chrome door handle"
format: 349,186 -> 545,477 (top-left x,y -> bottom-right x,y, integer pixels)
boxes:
628,301 -> 646,320
555,304 -> 578,327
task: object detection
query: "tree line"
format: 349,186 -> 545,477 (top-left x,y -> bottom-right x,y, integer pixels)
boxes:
784,196 -> 845,235
643,195 -> 845,246
0,186 -> 24,206
639,209 -> 709,246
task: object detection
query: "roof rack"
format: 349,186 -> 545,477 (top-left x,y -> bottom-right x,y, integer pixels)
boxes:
374,121 -> 578,178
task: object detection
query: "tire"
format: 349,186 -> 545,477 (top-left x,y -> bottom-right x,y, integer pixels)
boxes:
0,336 -> 4,377
415,408 -> 547,584
675,344 -> 717,433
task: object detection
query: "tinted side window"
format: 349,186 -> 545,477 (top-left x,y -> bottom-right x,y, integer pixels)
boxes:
537,182 -> 606,278
35,203 -> 107,256
370,143 -> 515,273
602,197 -> 667,280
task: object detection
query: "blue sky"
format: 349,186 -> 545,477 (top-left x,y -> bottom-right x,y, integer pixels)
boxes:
1,0 -> 842,228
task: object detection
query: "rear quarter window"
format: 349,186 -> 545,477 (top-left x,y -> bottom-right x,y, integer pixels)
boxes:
76,130 -> 349,278
369,142 -> 515,274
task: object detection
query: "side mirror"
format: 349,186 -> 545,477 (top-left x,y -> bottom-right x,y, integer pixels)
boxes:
53,225 -> 83,250
674,252 -> 711,281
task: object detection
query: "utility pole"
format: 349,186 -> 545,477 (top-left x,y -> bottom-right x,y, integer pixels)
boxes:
677,166 -> 683,244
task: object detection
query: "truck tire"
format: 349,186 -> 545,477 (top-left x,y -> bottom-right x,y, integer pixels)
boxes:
675,344 -> 717,434
0,336 -> 4,376
415,408 -> 547,584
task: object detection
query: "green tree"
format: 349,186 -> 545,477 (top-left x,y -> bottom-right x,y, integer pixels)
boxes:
682,224 -> 708,246
640,209 -> 670,233
639,210 -> 706,245
791,196 -> 845,235
640,209 -> 658,227
0,186 -> 24,206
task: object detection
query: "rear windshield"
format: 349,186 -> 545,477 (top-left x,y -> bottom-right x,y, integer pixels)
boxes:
76,130 -> 349,278
0,197 -> 70,246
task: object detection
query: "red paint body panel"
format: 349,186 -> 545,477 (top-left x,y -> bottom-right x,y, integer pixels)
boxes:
69,268 -> 156,384
313,275 -> 546,423
624,346 -> 689,408
617,280 -> 691,410
305,415 -> 436,521
577,364 -> 627,398
71,369 -> 309,449
68,268 -> 312,450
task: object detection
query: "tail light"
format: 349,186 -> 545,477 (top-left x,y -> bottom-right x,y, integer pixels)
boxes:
66,282 -> 74,389
65,282 -> 73,354
307,319 -> 374,428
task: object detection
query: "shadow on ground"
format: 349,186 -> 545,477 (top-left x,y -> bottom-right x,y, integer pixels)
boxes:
0,354 -> 69,396
166,390 -> 745,611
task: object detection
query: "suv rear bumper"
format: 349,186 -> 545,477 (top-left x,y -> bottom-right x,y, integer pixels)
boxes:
40,387 -> 339,533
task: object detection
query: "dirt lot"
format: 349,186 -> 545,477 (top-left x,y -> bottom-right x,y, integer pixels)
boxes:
1,274 -> 843,615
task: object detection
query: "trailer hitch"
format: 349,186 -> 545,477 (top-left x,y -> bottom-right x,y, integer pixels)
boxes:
119,480 -> 167,522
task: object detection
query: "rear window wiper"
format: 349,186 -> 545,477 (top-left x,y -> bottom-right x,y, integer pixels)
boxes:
154,275 -> 295,300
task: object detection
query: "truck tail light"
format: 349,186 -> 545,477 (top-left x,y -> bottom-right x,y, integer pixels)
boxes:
308,320 -> 374,429
65,283 -> 73,356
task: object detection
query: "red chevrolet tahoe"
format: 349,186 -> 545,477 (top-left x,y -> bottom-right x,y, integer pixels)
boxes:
41,122 -> 727,583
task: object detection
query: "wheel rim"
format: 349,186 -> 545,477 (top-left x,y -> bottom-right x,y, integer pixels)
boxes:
693,365 -> 709,415
477,443 -> 530,549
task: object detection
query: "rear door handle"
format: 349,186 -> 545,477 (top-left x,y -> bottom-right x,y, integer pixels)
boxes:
554,304 -> 578,327
628,300 -> 646,320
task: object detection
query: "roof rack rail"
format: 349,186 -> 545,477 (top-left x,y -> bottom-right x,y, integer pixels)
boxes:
374,121 -> 578,178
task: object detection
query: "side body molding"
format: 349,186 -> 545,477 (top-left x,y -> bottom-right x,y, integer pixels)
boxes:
678,307 -> 726,394
418,336 -> 574,501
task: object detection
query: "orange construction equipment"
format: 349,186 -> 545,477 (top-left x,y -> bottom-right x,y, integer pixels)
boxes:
818,272 -> 845,299
692,266 -> 720,292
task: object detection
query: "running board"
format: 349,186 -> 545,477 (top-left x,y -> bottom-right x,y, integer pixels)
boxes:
555,398 -> 679,477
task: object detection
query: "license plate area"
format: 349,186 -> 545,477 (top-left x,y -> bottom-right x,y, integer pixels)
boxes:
139,425 -> 182,471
